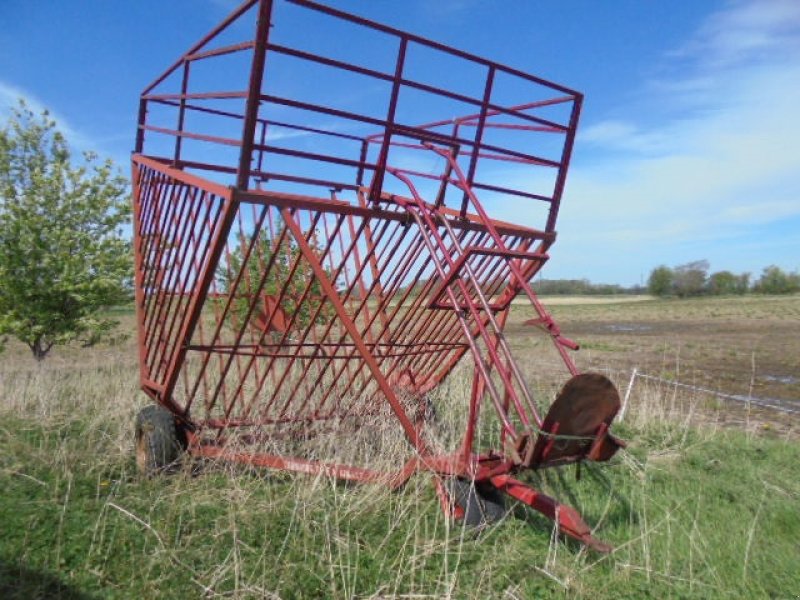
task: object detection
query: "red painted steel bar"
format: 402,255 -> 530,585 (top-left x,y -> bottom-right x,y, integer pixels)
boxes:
237,0 -> 272,189
141,0 -> 258,96
285,0 -> 580,96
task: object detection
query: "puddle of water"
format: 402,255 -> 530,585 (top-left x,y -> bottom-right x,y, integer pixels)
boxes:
761,374 -> 799,385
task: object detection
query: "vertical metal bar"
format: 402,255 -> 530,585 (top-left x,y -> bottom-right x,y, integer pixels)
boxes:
274,213 -> 363,419
545,94 -> 582,233
460,66 -> 494,217
215,209 -> 284,421
463,369 -> 484,462
356,190 -> 391,332
327,210 -> 361,389
247,202 -> 279,393
274,218 -> 344,419
150,188 -> 205,380
433,123 -> 461,209
131,160 -> 152,387
237,0 -> 273,190
173,61 -> 191,165
203,217 -> 291,419
229,209 -> 327,420
139,174 -> 172,335
253,212 -> 326,417
182,193 -> 218,412
255,120 -> 268,176
135,99 -> 148,154
185,190 -> 229,415
268,212 -> 335,417
203,206 -> 278,416
143,185 -> 184,374
355,139 -> 369,187
143,183 -> 193,373
306,217 -> 400,415
369,36 -> 407,203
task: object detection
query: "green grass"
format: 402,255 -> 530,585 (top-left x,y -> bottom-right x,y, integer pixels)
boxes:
1,296 -> 799,598
2,404 -> 799,598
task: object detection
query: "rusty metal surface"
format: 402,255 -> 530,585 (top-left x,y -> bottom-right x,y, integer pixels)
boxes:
528,373 -> 624,468
131,0 -> 622,551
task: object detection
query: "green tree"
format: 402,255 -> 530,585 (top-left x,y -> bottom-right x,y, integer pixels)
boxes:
734,272 -> 750,295
0,101 -> 131,360
673,259 -> 709,298
707,270 -> 739,295
705,270 -> 750,295
753,265 -> 800,295
647,265 -> 674,297
217,228 -> 334,334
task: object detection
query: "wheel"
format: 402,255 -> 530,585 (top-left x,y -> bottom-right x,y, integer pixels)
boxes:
448,477 -> 507,527
134,404 -> 186,476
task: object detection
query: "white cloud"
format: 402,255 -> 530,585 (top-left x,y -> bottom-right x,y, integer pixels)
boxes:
0,80 -> 131,171
0,80 -> 115,156
527,0 -> 800,282
670,0 -> 800,68
580,120 -> 672,155
0,81 -> 84,145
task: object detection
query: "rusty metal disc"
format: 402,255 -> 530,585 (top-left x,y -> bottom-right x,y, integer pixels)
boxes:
528,373 -> 624,468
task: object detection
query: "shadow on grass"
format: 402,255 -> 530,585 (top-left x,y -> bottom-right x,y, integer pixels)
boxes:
0,561 -> 96,600
500,462 -> 635,553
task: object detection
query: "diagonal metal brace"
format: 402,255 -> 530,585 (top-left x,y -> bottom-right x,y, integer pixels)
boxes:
490,473 -> 613,553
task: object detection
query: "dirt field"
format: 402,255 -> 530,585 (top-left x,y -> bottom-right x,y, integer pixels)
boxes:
508,294 -> 800,423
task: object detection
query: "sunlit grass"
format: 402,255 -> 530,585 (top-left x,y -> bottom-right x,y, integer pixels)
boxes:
1,298 -> 799,598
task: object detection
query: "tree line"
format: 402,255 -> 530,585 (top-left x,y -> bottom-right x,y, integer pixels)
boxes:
647,260 -> 800,297
532,278 -> 643,296
531,261 -> 800,298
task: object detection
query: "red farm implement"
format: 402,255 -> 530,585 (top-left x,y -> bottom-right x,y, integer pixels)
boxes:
132,0 -> 624,552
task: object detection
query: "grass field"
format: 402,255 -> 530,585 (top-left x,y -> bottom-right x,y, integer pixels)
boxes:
1,295 -> 799,598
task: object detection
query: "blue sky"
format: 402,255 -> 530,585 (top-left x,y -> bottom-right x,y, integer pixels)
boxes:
1,0 -> 798,285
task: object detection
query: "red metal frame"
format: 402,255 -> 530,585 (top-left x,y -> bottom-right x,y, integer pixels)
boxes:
132,0 -> 622,552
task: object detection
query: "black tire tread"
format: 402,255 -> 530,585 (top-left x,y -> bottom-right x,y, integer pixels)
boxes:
135,404 -> 184,476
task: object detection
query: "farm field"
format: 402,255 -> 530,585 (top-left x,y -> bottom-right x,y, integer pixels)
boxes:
538,294 -> 800,418
1,294 -> 799,598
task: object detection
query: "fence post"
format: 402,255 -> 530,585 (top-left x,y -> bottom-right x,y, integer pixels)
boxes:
619,367 -> 638,422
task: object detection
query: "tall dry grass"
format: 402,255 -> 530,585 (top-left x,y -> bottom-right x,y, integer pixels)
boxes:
2,319 -> 799,598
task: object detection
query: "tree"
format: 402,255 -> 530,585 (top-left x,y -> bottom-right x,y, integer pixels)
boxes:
734,272 -> 750,295
672,260 -> 709,298
707,271 -> 750,295
0,101 -> 131,360
707,270 -> 736,295
216,228 -> 334,333
647,265 -> 674,297
753,265 -> 800,295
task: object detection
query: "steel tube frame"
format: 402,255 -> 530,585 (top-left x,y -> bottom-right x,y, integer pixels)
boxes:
131,0 -> 619,552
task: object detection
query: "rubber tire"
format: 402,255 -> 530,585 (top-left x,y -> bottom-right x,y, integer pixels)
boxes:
134,405 -> 185,476
449,478 -> 507,527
